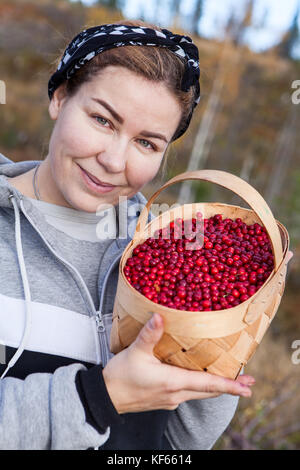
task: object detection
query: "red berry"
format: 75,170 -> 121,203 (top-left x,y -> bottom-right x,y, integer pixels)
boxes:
125,214 -> 273,312
205,241 -> 213,249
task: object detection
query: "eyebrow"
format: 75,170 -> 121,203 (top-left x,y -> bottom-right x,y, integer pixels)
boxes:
91,97 -> 168,143
92,98 -> 124,124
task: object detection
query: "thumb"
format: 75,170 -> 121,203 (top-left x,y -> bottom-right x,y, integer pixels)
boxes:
133,313 -> 164,356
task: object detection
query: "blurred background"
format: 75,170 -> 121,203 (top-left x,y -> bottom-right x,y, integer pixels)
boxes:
0,0 -> 299,450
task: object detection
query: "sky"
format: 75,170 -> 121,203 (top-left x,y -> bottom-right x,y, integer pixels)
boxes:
73,0 -> 300,56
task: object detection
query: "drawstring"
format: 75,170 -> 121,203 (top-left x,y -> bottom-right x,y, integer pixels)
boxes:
0,193 -> 123,379
0,195 -> 33,379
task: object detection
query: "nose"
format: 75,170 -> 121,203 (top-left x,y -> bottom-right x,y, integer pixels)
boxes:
96,134 -> 127,174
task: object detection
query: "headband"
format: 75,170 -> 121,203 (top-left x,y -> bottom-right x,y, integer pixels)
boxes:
48,23 -> 201,139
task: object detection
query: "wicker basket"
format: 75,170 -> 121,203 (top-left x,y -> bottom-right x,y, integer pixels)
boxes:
110,170 -> 293,379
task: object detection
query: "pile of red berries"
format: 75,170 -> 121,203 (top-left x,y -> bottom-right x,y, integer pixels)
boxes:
123,212 -> 274,312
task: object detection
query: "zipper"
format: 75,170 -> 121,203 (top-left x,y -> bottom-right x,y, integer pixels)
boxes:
95,310 -> 110,367
18,196 -> 108,366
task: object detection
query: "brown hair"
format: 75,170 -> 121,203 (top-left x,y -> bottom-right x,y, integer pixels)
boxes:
52,19 -> 199,177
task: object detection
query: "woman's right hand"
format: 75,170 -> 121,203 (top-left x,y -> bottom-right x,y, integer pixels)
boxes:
103,313 -> 255,414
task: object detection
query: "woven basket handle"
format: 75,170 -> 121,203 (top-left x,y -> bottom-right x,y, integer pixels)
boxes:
133,169 -> 283,270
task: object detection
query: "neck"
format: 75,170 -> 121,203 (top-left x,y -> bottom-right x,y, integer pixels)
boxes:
6,167 -> 37,200
6,158 -> 69,207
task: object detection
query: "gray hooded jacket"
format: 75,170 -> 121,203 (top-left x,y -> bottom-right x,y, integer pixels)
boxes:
0,153 -> 239,450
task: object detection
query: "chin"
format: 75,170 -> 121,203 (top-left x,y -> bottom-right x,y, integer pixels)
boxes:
65,192 -> 106,213
58,190 -> 86,212
71,198 -> 96,212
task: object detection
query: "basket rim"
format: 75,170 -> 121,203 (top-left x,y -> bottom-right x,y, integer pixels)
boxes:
120,214 -> 290,321
132,202 -> 289,274
140,202 -> 289,243
134,172 -> 285,271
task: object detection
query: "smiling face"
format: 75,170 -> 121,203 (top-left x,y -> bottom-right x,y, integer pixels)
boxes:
40,65 -> 182,212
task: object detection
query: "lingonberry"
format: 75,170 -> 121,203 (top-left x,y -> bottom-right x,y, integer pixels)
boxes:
124,214 -> 273,312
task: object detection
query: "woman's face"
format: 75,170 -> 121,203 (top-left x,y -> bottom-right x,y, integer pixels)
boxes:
45,65 -> 182,212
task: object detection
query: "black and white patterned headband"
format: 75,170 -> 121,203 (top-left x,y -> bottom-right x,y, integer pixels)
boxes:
48,23 -> 201,139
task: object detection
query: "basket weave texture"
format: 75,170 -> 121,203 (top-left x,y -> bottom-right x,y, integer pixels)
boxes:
110,170 -> 293,379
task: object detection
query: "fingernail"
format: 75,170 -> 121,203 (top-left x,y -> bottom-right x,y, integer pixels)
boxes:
239,385 -> 251,396
240,375 -> 255,383
244,378 -> 255,385
149,314 -> 156,329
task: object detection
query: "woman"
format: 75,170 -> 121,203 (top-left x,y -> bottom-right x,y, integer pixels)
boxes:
0,19 -> 254,450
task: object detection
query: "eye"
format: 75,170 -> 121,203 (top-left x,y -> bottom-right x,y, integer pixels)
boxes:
93,115 -> 111,127
138,139 -> 156,151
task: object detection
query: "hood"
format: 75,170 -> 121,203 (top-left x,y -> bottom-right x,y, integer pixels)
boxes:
0,152 -> 154,379
0,153 -> 39,209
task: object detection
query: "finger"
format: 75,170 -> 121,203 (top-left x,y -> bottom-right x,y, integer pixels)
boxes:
177,376 -> 255,401
132,313 -> 164,355
175,369 -> 252,397
179,391 -> 222,401
236,375 -> 255,386
170,387 -> 249,406
163,391 -> 222,410
176,378 -> 253,401
176,384 -> 252,404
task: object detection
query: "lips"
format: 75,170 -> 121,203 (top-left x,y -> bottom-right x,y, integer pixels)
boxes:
78,165 -> 116,187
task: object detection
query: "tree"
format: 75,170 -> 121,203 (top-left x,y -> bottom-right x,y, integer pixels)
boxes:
178,1 -> 256,204
178,38 -> 231,204
171,0 -> 181,28
277,2 -> 300,59
226,0 -> 255,46
191,0 -> 204,36
172,0 -> 181,16
264,103 -> 299,209
96,0 -> 122,11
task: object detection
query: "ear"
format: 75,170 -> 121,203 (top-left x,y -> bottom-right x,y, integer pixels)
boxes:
48,83 -> 68,120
